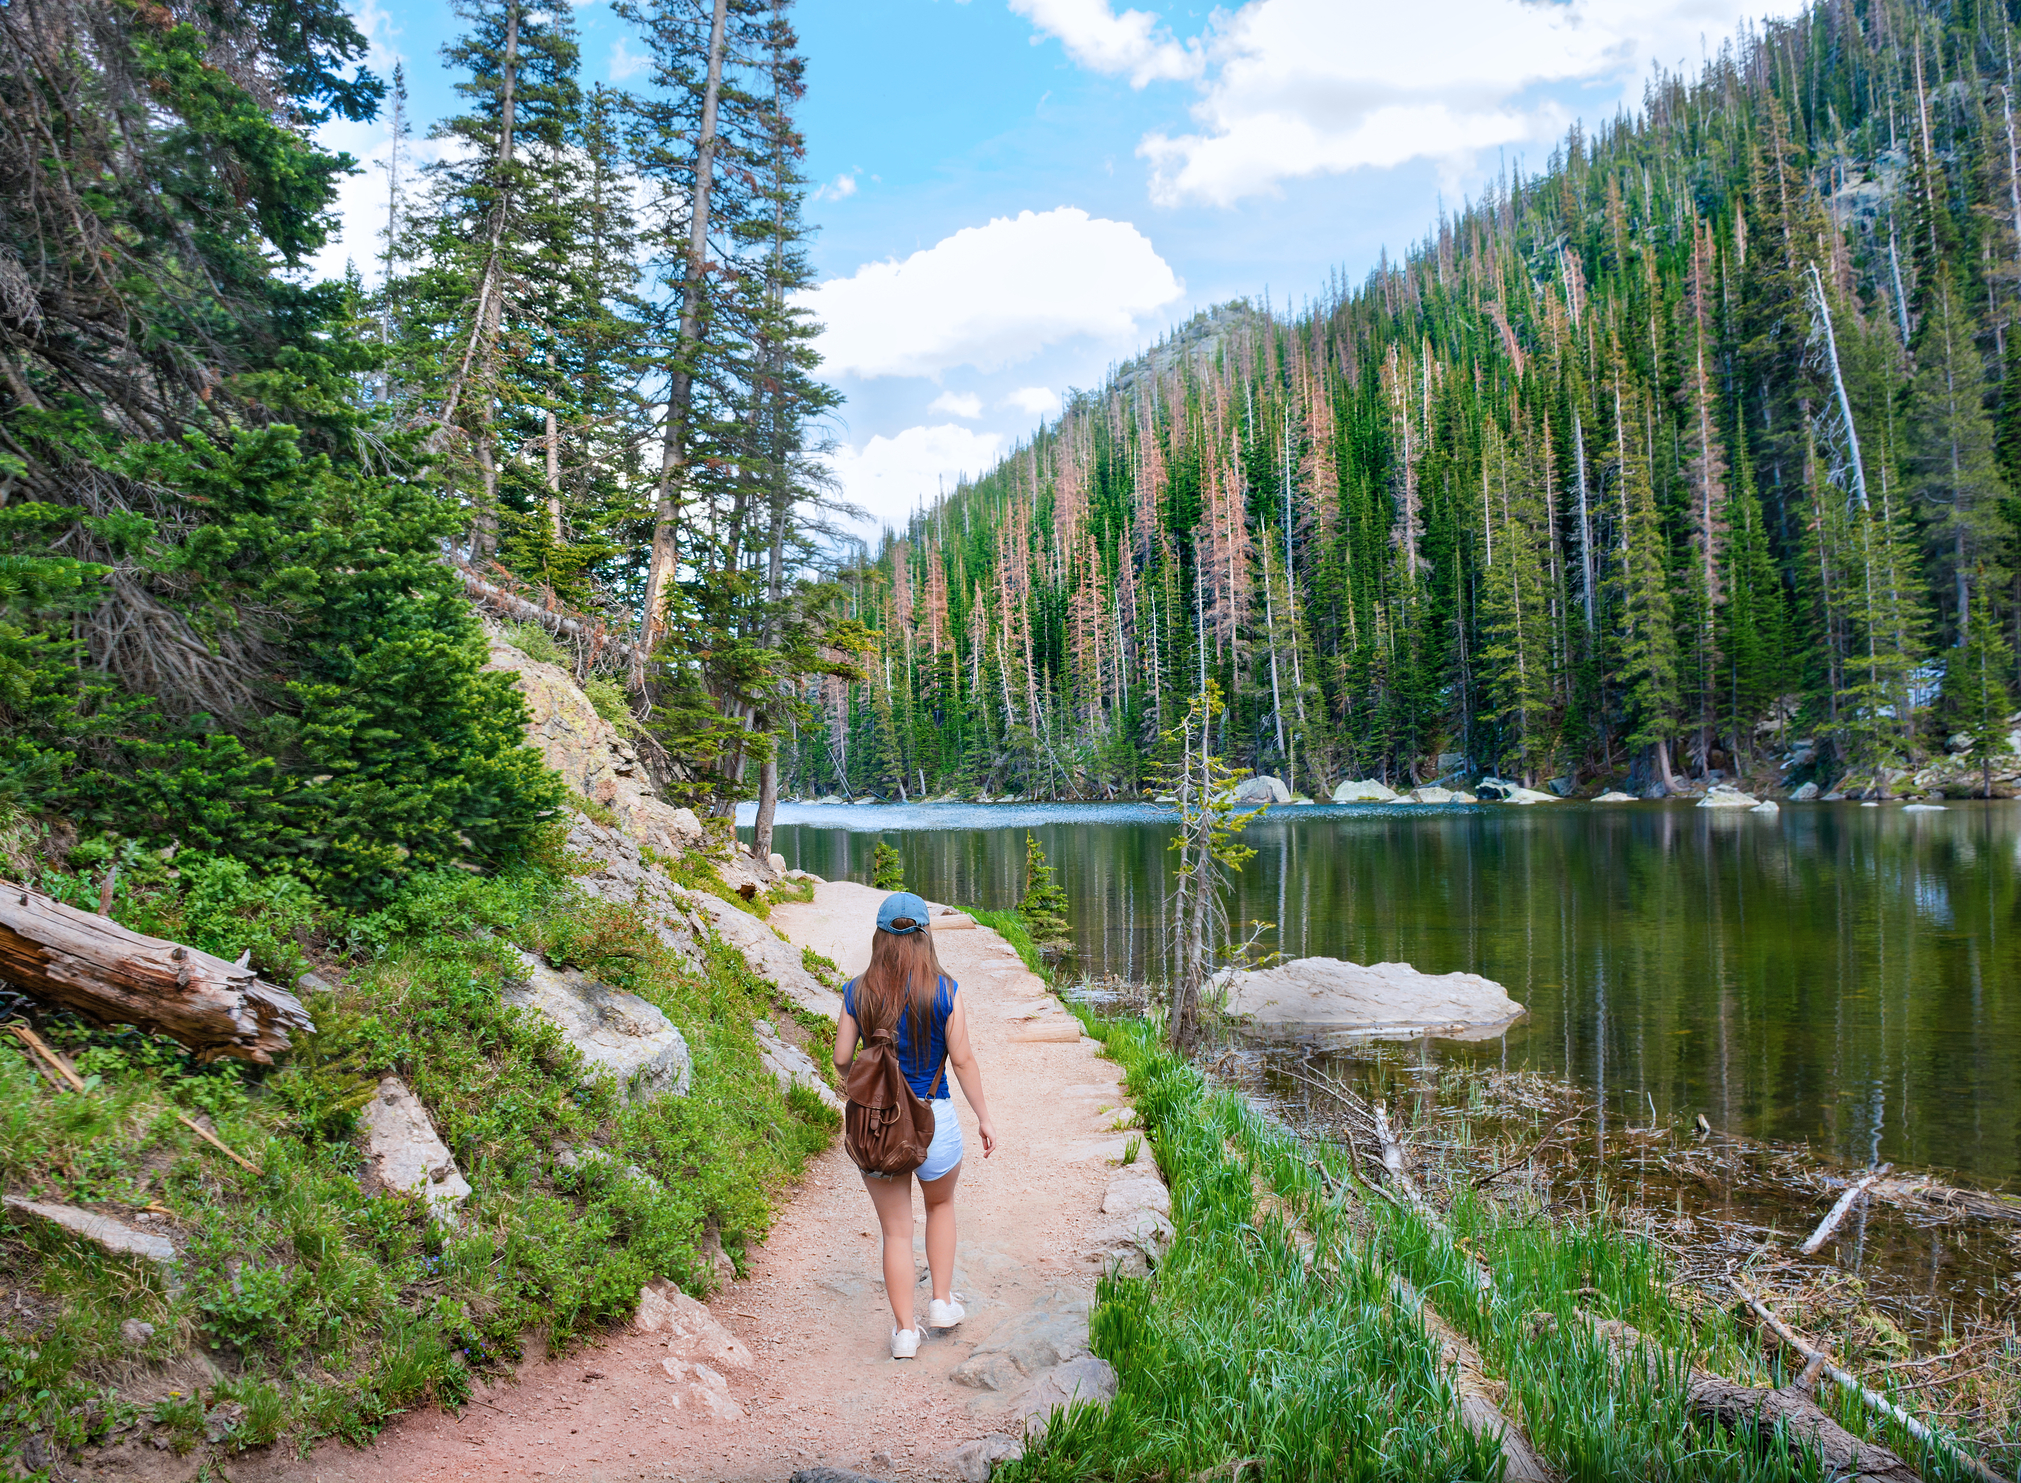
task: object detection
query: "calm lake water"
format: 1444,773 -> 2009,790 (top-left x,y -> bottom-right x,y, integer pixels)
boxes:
739,800 -> 2021,1187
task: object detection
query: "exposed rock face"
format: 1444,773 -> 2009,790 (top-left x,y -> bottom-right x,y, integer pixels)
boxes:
754,1019 -> 843,1111
1594,791 -> 1637,803
1789,782 -> 1820,802
635,1281 -> 754,1369
4,1196 -> 177,1268
1404,786 -> 1459,805
1102,1163 -> 1171,1219
483,637 -> 703,852
358,1077 -> 471,1217
508,952 -> 692,1102
1698,785 -> 1761,809
1750,800 -> 1780,815
1219,956 -> 1526,1041
1332,779 -> 1400,803
944,1435 -> 1025,1482
1232,774 -> 1291,804
680,888 -> 842,1019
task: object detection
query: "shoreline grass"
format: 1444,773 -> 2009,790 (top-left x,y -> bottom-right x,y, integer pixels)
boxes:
1007,1004 -> 2016,1483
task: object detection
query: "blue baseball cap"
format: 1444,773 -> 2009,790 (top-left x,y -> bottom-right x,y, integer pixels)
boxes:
877,891 -> 931,934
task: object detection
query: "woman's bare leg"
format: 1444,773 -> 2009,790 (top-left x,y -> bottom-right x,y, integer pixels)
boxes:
862,1171 -> 918,1331
919,1163 -> 961,1304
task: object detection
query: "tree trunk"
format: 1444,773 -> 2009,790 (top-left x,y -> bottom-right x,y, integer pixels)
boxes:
0,883 -> 313,1064
640,0 -> 730,656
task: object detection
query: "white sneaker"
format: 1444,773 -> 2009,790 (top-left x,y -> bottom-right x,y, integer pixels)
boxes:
890,1326 -> 920,1359
926,1295 -> 966,1329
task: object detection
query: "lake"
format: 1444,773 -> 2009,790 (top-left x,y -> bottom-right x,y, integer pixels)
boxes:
739,799 -> 2021,1187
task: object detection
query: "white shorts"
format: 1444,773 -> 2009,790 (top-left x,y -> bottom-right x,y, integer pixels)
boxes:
916,1098 -> 964,1182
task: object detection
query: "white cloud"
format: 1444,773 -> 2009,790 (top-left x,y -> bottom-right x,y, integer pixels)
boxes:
929,390 -> 984,418
1039,0 -> 1806,206
1010,0 -> 1201,87
813,171 -> 859,202
801,206 -> 1182,379
827,425 -> 1006,530
1004,386 -> 1060,415
609,37 -> 651,81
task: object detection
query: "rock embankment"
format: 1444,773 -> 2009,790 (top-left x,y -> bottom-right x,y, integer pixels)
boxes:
1219,956 -> 1526,1042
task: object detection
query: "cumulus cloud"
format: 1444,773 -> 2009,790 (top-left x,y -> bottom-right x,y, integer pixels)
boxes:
800,206 -> 1182,379
812,171 -> 859,201
609,37 -> 652,81
1018,0 -> 1805,206
1010,0 -> 1201,86
827,425 -> 1006,530
1004,386 -> 1060,416
929,390 -> 984,418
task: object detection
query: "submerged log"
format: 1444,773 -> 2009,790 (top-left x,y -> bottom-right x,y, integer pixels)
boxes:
1799,1165 -> 1890,1255
0,882 -> 312,1063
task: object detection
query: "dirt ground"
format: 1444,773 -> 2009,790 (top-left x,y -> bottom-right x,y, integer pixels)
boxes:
219,882 -> 1131,1483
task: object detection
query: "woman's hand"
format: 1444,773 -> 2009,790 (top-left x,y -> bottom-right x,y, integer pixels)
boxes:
976,1118 -> 996,1157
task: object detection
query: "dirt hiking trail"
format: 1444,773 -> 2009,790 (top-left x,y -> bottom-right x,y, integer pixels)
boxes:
247,881 -> 1146,1483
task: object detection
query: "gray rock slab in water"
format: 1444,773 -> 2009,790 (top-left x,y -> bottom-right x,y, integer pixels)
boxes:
4,1196 -> 177,1267
508,952 -> 691,1101
359,1077 -> 471,1218
1332,779 -> 1400,802
1790,782 -> 1820,802
1698,785 -> 1761,809
1594,791 -> 1638,803
1233,774 -> 1291,804
1219,956 -> 1526,1042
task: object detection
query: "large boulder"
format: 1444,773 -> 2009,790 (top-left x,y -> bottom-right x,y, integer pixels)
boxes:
1404,786 -> 1459,805
754,1020 -> 843,1111
1332,779 -> 1400,803
1698,784 -> 1761,809
1219,956 -> 1525,1042
483,637 -> 704,853
1232,774 -> 1291,804
1789,782 -> 1820,802
359,1077 -> 472,1218
1594,791 -> 1637,803
507,953 -> 692,1101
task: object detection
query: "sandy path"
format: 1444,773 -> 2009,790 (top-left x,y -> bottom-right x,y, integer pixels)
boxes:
247,882 -> 1130,1483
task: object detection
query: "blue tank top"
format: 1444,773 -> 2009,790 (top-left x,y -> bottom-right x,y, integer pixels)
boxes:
844,975 -> 956,1099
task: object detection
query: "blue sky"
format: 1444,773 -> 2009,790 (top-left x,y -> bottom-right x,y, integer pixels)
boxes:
317,0 -> 1802,534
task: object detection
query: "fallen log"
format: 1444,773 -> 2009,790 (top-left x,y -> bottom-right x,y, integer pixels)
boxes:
1728,1277 -> 2009,1483
1586,1316 -> 1923,1482
0,882 -> 312,1063
1391,1273 -> 1556,1482
1799,1165 -> 1890,1255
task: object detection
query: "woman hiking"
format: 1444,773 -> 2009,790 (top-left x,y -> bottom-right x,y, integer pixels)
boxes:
833,891 -> 997,1358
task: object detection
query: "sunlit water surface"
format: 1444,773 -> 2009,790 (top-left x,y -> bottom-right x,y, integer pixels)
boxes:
738,799 -> 2021,1186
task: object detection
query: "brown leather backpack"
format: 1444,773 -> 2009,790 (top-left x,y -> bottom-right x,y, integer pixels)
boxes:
844,1013 -> 945,1177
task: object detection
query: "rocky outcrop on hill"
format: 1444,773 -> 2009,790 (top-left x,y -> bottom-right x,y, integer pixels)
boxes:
1219,956 -> 1526,1041
508,952 -> 693,1102
483,636 -> 704,853
359,1077 -> 472,1218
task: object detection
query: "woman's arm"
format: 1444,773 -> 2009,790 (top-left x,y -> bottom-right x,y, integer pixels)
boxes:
943,992 -> 996,1157
832,1010 -> 858,1077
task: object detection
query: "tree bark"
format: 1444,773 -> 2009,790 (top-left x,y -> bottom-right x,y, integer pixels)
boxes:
640,0 -> 730,657
0,883 -> 313,1064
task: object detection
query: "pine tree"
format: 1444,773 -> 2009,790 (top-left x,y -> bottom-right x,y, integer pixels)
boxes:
1952,568 -> 2014,798
1610,373 -> 1682,790
1017,834 -> 1073,953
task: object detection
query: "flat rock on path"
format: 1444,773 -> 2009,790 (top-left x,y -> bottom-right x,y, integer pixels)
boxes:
237,881 -> 1132,1483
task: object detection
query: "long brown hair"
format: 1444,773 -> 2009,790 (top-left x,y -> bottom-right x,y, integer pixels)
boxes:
855,926 -> 948,1073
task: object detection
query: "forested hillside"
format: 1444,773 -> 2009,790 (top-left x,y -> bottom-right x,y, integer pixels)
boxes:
799,0 -> 2021,802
